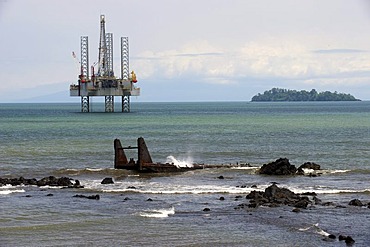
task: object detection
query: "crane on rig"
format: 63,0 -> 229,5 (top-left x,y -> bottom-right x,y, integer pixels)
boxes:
70,15 -> 140,113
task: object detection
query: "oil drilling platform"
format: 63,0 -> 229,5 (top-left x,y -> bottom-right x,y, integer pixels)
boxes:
70,15 -> 140,112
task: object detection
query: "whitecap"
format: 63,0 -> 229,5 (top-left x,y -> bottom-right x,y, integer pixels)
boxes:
230,166 -> 259,170
0,189 -> 25,195
318,169 -> 350,175
165,155 -> 193,168
138,207 -> 175,218
299,223 -> 330,237
85,168 -> 106,172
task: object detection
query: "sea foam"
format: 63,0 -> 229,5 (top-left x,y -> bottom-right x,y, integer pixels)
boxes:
0,185 -> 25,195
166,155 -> 194,168
138,207 -> 175,218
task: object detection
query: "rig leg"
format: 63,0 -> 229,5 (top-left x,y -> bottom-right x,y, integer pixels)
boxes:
122,95 -> 130,113
105,96 -> 114,112
81,96 -> 90,112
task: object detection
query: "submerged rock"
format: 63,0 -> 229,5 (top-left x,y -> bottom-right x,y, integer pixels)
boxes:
73,194 -> 100,200
292,208 -> 300,213
348,199 -> 363,207
101,177 -> 114,184
259,158 -> 297,175
339,235 -> 355,244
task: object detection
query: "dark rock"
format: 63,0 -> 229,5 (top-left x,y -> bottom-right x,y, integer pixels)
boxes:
328,234 -> 336,239
267,202 -> 280,208
73,194 -> 100,200
246,190 -> 264,200
203,208 -> 211,212
1,176 -> 75,187
264,184 -> 298,201
46,193 -> 53,196
349,199 -> 363,207
251,184 -> 257,188
127,186 -> 136,189
89,195 -> 100,200
296,168 -> 305,175
339,235 -> 355,244
37,176 -> 56,186
11,178 -> 22,186
147,198 -> 153,201
298,162 -> 321,170
312,196 -> 321,204
292,208 -> 300,213
219,196 -> 225,201
71,180 -> 84,188
101,177 -> 114,184
27,178 -> 38,186
259,158 -> 297,175
294,197 -> 310,209
234,203 -> 248,210
36,176 -> 73,187
217,176 -> 224,179
301,192 -> 317,196
25,195 -> 32,197
345,236 -> 355,244
57,177 -> 73,187
339,235 -> 346,241
308,173 -> 318,177
245,184 -> 312,208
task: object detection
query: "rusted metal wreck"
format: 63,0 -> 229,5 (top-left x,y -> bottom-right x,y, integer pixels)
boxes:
114,137 -> 235,172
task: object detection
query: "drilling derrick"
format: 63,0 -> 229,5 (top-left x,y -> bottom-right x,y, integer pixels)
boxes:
70,15 -> 140,112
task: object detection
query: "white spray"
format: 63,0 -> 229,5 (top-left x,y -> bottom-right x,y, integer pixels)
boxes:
166,155 -> 194,168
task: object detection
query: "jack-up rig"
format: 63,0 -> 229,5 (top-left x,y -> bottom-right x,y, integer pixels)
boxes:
70,15 -> 140,112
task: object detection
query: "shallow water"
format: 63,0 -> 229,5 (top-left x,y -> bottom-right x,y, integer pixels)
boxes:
1,102 -> 370,246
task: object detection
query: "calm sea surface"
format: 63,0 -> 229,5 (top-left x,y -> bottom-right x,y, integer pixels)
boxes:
0,102 -> 370,246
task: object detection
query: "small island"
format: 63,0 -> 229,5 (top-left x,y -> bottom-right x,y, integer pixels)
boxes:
251,88 -> 360,102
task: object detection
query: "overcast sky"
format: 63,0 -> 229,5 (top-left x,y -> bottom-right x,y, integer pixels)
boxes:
1,0 -> 370,102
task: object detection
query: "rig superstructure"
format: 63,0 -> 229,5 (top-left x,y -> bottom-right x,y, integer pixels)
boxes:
70,15 -> 140,112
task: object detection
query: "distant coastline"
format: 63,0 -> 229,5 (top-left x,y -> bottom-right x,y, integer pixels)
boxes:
251,88 -> 360,102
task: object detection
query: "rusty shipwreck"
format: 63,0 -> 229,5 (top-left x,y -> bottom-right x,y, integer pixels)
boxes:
114,137 -> 241,172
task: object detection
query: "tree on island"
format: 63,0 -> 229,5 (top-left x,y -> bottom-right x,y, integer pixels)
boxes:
251,88 -> 360,102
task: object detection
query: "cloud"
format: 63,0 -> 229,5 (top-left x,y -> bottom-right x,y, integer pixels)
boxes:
132,39 -> 370,88
313,49 -> 366,54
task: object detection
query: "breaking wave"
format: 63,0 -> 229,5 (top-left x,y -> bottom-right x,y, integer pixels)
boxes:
138,207 -> 175,218
0,185 -> 25,195
299,223 -> 331,237
165,156 -> 193,168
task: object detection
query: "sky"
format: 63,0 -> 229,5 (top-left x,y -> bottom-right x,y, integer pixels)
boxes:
1,0 -> 370,102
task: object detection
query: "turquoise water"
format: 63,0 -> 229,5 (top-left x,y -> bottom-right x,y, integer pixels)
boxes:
1,102 -> 370,174
1,102 -> 370,246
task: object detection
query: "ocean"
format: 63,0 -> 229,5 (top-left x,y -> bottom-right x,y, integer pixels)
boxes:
0,101 -> 369,246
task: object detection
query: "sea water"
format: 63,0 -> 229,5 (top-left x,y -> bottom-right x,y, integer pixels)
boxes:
0,101 -> 370,246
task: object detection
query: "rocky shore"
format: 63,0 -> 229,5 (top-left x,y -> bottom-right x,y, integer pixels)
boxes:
1,158 -> 369,244
0,176 -> 83,188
